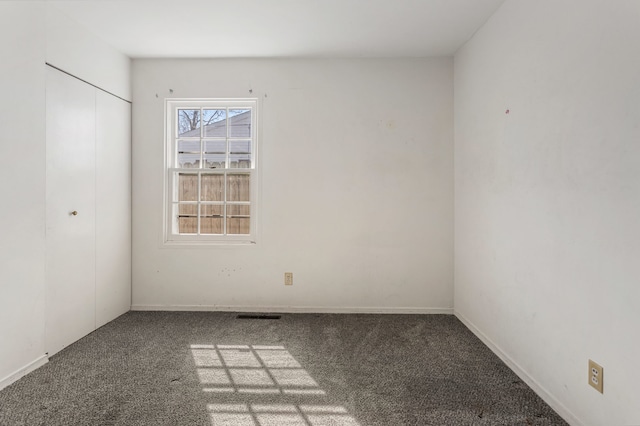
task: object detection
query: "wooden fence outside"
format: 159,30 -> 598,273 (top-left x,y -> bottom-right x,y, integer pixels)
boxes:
176,172 -> 250,235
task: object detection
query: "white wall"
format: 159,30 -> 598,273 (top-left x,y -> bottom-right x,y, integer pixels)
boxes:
132,58 -> 453,312
454,1 -> 640,425
46,4 -> 132,101
0,1 -> 131,390
0,1 -> 48,388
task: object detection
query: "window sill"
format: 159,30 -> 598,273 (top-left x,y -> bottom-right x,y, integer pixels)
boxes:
162,239 -> 257,248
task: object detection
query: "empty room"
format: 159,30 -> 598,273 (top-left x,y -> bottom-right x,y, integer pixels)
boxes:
0,1 -> 638,425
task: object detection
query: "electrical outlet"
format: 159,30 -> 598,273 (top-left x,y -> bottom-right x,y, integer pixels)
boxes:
284,272 -> 293,286
588,359 -> 603,393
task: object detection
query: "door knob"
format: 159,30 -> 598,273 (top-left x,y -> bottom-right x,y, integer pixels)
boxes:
71,211 -> 78,216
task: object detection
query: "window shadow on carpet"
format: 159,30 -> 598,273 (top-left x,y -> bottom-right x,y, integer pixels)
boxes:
191,344 -> 360,426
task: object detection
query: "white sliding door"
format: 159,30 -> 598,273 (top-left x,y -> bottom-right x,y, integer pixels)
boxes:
45,66 -> 131,357
45,67 -> 96,357
95,90 -> 131,328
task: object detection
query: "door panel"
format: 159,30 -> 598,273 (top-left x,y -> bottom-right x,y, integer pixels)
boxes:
45,67 -> 96,357
95,90 -> 131,328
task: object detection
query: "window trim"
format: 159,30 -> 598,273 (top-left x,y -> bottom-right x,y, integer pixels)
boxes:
163,98 -> 259,246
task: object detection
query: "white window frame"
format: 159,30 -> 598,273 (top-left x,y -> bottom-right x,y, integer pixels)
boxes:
163,98 -> 258,245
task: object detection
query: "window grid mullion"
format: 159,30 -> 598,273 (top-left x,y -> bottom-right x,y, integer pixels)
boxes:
224,107 -> 230,236
200,107 -> 204,138
197,172 -> 201,235
226,107 -> 230,170
200,107 -> 205,171
223,171 -> 227,236
198,107 -> 205,235
174,108 -> 179,168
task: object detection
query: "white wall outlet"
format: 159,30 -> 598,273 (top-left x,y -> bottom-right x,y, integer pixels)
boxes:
588,359 -> 603,393
284,272 -> 293,286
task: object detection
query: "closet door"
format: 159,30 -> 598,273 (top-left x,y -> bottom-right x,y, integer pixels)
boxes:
95,90 -> 131,328
45,67 -> 96,357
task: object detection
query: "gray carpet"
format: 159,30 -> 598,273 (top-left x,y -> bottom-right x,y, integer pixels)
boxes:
0,312 -> 567,426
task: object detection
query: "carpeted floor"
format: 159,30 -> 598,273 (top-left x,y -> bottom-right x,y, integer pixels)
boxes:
0,312 -> 567,426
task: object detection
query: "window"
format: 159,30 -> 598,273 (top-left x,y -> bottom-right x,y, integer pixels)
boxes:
164,99 -> 258,244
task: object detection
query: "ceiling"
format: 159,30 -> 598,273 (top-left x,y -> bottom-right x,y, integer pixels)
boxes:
47,0 -> 505,58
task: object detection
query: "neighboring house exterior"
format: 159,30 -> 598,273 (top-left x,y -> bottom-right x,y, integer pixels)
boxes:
177,110 -> 251,169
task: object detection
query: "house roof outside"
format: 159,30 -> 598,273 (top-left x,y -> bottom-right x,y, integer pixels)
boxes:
177,111 -> 252,169
179,110 -> 251,138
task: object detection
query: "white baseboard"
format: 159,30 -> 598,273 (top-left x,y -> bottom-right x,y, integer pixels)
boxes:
0,355 -> 48,391
454,311 -> 584,426
131,304 -> 453,315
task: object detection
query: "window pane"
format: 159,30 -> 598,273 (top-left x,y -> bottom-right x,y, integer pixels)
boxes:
203,109 -> 227,137
179,204 -> 198,216
229,154 -> 251,169
205,140 -> 226,153
176,204 -> 198,234
227,205 -> 250,235
178,109 -> 201,137
178,217 -> 197,233
174,203 -> 197,234
177,140 -> 201,168
177,173 -> 198,201
229,140 -> 251,154
201,174 -> 224,201
178,153 -> 200,168
229,109 -> 251,138
226,174 -> 250,202
229,140 -> 251,168
178,139 -> 201,152
200,205 -> 223,235
203,154 -> 225,169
